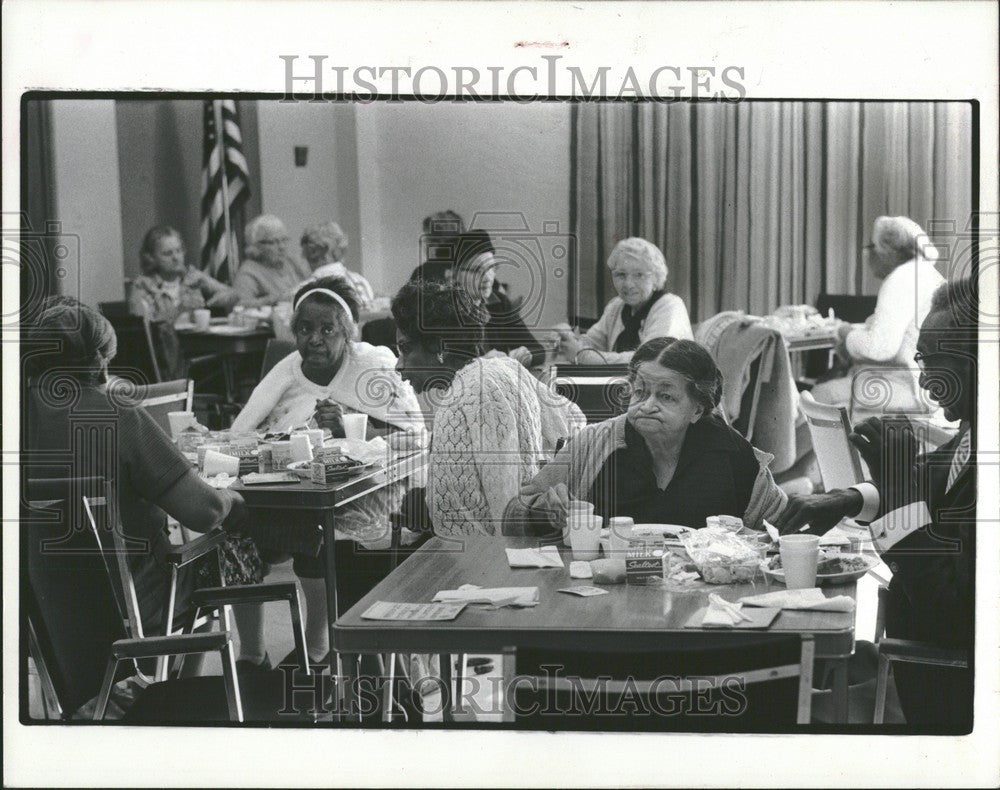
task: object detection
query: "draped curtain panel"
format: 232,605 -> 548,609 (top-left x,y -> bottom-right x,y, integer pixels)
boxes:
571,101 -> 973,322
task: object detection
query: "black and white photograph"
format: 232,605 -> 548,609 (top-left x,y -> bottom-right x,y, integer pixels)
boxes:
3,1 -> 998,787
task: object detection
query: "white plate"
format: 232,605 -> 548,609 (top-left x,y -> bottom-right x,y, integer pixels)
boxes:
286,459 -> 373,480
629,524 -> 694,545
764,554 -> 878,586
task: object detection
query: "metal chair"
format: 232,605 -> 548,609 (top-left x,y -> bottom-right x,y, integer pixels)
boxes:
260,338 -> 296,379
136,378 -> 194,436
798,390 -> 867,491
24,486 -> 315,723
551,363 -> 630,423
501,634 -> 816,729
871,587 -> 969,724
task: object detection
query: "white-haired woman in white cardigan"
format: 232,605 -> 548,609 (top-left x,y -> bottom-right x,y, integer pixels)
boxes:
558,237 -> 693,364
813,216 -> 947,419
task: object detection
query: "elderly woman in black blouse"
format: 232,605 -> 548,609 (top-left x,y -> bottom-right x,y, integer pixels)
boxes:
505,337 -> 786,532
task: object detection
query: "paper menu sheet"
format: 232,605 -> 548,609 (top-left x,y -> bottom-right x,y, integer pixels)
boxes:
360,601 -> 467,621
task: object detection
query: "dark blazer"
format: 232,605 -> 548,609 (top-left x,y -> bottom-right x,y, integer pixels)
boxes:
483,292 -> 546,366
878,430 -> 975,729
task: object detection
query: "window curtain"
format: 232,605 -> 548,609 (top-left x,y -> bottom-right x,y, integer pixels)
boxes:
571,101 -> 973,322
23,99 -> 57,312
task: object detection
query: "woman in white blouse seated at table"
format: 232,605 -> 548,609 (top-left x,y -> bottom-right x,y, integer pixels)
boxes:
557,237 -> 693,364
228,275 -> 424,671
812,216 -> 947,419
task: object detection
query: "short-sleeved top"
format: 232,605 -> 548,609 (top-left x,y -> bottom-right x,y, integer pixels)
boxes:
587,414 -> 760,529
24,383 -> 193,624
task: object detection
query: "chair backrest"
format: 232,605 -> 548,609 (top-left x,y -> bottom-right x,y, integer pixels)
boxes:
799,390 -> 866,490
24,477 -> 131,717
552,364 -> 630,423
136,379 -> 194,436
99,306 -> 162,384
815,293 -> 877,324
260,339 -> 296,379
504,633 -> 814,729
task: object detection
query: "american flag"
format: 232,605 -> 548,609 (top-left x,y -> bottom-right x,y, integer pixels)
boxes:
200,99 -> 251,283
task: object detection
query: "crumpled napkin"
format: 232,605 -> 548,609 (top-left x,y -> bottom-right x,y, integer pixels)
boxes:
739,588 -> 855,612
433,584 -> 540,608
569,561 -> 593,579
702,593 -> 753,627
505,546 -> 565,569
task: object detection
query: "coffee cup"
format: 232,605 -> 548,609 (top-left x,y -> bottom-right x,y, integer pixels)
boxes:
563,500 -> 595,546
166,411 -> 197,441
568,514 -> 603,561
342,413 -> 368,441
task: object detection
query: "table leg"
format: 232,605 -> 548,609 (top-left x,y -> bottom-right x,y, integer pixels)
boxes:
340,652 -> 361,723
439,653 -> 455,723
222,356 -> 238,405
323,514 -> 341,708
831,658 -> 849,723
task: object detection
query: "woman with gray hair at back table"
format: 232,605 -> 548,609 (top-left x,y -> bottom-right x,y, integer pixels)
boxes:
300,221 -> 376,311
812,215 -> 949,420
557,237 -> 693,364
232,214 -> 312,307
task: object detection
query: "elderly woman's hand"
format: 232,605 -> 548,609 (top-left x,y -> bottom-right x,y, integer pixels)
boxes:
574,349 -> 607,365
558,331 -> 582,360
314,398 -> 345,437
387,427 -> 429,454
508,346 -> 533,367
534,482 -> 571,526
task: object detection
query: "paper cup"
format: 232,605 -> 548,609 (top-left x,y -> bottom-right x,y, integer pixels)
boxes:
779,534 -> 820,589
289,433 -> 314,463
568,514 -> 603,561
166,411 -> 197,441
342,413 -> 368,441
193,308 -> 211,330
607,516 -> 634,555
304,428 -> 325,450
563,500 -> 595,546
203,449 -> 239,477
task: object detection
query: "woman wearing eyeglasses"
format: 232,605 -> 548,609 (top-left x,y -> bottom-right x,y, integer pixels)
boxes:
812,216 -> 948,420
505,337 -> 786,534
228,275 -> 424,672
557,237 -> 693,364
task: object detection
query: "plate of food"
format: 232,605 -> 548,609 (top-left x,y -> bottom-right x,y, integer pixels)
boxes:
764,552 -> 877,586
629,524 -> 694,545
286,457 -> 374,483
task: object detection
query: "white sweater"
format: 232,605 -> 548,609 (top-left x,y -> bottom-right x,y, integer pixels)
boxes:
230,343 -> 423,435
580,292 -> 693,362
846,259 -> 945,365
428,357 -> 585,536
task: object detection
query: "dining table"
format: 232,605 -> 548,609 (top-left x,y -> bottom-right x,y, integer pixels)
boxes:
230,447 -> 429,683
332,535 -> 859,726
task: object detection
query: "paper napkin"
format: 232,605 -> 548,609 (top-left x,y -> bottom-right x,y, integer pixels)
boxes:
739,588 -> 855,612
433,584 -> 540,608
505,545 -> 565,569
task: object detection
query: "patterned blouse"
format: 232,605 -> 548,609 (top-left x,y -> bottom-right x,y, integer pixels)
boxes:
128,269 -> 238,323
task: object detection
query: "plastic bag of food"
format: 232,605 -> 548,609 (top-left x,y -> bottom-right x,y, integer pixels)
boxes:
681,527 -> 765,585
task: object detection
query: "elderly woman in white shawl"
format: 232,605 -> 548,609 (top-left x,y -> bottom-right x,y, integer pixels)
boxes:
228,275 -> 424,672
813,216 -> 947,420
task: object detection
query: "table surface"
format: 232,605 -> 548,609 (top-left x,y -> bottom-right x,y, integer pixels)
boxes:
333,536 -> 857,658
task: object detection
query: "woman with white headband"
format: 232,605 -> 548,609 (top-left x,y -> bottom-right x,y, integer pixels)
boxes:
229,275 -> 424,672
812,216 -> 948,419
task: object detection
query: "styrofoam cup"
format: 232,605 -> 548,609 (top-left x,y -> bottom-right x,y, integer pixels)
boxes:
342,413 -> 368,441
779,534 -> 820,589
568,514 -> 603,561
166,411 -> 197,440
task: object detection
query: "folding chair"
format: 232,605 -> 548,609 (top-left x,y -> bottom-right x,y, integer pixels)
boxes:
24,493 -> 316,723
136,378 -> 194,436
799,390 -> 867,491
502,634 -> 815,730
260,338 -> 296,379
28,477 -> 310,692
871,587 -> 968,724
552,363 -> 630,423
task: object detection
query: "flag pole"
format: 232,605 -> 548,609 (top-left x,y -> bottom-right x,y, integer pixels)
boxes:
213,99 -> 236,284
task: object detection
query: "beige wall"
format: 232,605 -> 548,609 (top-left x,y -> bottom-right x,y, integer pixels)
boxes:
257,101 -> 362,274
49,100 -> 125,306
355,101 -> 572,327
